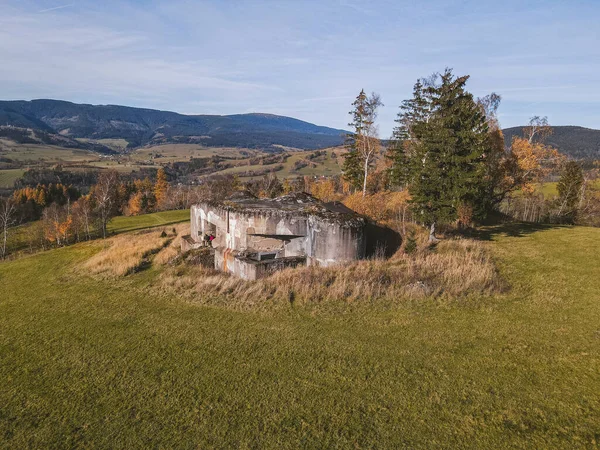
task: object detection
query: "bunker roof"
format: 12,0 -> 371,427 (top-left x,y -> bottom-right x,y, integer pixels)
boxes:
202,192 -> 365,226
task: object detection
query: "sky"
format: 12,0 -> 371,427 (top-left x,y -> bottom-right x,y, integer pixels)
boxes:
1,0 -> 599,136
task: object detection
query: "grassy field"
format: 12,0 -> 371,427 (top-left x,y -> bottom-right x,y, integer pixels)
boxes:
76,138 -> 130,151
130,144 -> 259,163
0,140 -> 97,163
216,147 -> 344,179
1,221 -> 599,448
108,209 -> 189,233
535,180 -> 600,197
4,210 -> 189,256
0,169 -> 26,188
0,139 -> 347,181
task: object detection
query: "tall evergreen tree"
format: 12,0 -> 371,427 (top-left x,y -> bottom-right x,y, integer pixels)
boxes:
557,161 -> 584,223
388,80 -> 429,187
391,69 -> 490,240
342,89 -> 382,196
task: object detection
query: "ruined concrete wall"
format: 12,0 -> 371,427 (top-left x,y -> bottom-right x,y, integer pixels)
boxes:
192,202 -> 366,277
214,247 -> 306,280
180,235 -> 202,252
253,256 -> 307,279
306,216 -> 366,267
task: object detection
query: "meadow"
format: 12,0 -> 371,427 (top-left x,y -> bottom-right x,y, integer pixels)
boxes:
216,147 -> 343,179
0,140 -> 96,163
0,169 -> 26,188
1,219 -> 599,448
3,210 -> 189,257
129,144 -> 259,163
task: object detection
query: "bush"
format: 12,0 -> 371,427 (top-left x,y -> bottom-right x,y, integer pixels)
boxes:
404,231 -> 417,255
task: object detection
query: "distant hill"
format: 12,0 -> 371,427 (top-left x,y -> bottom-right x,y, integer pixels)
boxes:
0,126 -> 116,155
0,99 -> 347,151
503,126 -> 600,160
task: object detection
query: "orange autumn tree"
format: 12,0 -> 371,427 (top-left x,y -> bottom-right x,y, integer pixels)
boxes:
343,190 -> 411,229
509,116 -> 564,194
310,179 -> 342,203
154,168 -> 169,210
127,192 -> 144,216
42,204 -> 73,246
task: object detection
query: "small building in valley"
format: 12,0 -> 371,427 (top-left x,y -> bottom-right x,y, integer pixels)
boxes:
182,192 -> 382,280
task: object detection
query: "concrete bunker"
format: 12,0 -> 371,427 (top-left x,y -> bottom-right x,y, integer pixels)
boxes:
182,192 -> 399,280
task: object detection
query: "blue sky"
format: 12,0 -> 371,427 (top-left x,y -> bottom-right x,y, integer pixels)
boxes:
1,0 -> 599,135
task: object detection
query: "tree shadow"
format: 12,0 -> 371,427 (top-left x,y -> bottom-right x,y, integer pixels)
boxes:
459,222 -> 571,242
365,222 -> 402,258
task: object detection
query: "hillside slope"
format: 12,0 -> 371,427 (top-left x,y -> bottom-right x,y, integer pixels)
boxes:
0,100 -> 346,151
503,126 -> 600,160
1,222 -> 599,447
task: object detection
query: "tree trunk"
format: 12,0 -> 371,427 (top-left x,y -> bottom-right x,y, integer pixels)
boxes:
362,157 -> 369,197
1,226 -> 7,259
428,222 -> 439,243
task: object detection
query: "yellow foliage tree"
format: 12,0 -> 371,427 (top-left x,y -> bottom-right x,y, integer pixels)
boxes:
510,137 -> 564,194
154,168 -> 169,210
128,192 -> 144,216
310,179 -> 341,203
343,191 -> 411,229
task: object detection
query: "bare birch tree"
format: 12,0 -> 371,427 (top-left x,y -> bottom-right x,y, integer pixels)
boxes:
1,198 -> 17,259
342,90 -> 383,196
92,171 -> 120,239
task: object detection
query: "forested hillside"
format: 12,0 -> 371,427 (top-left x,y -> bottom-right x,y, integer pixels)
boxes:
0,100 -> 346,151
503,126 -> 600,160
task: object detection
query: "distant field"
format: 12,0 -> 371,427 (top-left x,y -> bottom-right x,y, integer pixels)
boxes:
0,140 -> 347,181
283,148 -> 342,177
515,180 -> 600,198
83,160 -> 157,173
215,147 -> 343,179
130,144 -> 260,163
0,140 -> 97,163
0,169 -> 25,188
76,138 -> 130,151
1,221 -> 599,447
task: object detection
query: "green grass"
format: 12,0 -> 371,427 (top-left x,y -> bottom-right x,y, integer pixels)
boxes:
1,224 -> 599,448
5,210 -> 189,256
0,140 -> 97,163
76,138 -> 130,151
216,148 -> 343,179
516,180 -> 600,198
108,209 -> 189,233
0,169 -> 25,188
130,144 -> 259,163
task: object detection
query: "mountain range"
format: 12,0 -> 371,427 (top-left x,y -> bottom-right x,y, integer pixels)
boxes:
1,99 -> 598,159
0,99 -> 347,151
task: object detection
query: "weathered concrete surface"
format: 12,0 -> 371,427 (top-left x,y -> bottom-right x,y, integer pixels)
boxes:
187,192 -> 368,279
180,235 -> 203,252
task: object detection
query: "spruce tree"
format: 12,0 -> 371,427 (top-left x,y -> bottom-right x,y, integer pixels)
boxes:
392,69 -> 490,240
557,161 -> 584,223
388,80 -> 429,188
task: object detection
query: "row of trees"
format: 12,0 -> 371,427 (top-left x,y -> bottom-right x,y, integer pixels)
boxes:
0,169 -> 170,258
342,69 -> 590,239
0,167 -> 254,258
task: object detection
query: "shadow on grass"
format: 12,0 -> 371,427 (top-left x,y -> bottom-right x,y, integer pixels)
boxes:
460,222 -> 571,241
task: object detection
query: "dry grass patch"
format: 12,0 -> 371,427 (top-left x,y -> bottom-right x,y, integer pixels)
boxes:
157,238 -> 503,310
154,223 -> 190,266
83,229 -> 173,277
